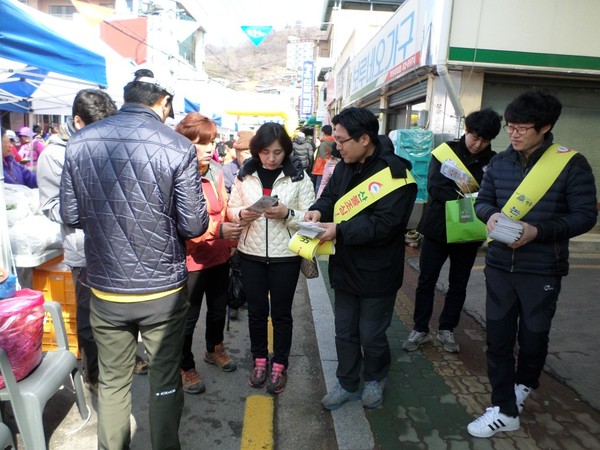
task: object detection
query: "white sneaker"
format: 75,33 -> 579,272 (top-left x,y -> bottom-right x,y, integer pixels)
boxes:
515,384 -> 532,413
402,330 -> 431,352
437,329 -> 460,353
467,406 -> 520,438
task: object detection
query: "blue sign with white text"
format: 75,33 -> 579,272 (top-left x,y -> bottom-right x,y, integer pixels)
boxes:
300,60 -> 315,119
241,26 -> 273,46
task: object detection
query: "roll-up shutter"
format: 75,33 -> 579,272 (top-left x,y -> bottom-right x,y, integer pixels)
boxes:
482,76 -> 600,195
364,102 -> 381,116
389,83 -> 428,107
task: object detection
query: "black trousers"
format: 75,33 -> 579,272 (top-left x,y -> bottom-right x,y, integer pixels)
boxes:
73,267 -> 98,384
334,289 -> 396,392
413,237 -> 480,333
240,256 -> 301,368
484,266 -> 561,417
181,262 -> 229,371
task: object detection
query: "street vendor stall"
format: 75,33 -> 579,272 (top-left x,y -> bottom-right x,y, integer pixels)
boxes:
0,0 -> 110,286
0,0 -> 108,113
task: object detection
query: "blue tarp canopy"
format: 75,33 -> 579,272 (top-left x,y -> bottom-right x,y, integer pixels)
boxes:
0,0 -> 107,112
184,98 -> 200,113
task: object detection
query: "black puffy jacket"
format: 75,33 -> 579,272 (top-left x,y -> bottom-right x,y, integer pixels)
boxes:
417,136 -> 495,243
309,145 -> 417,297
60,104 -> 209,294
475,133 -> 597,276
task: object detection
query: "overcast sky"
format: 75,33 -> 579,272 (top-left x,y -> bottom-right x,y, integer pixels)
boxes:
197,0 -> 326,46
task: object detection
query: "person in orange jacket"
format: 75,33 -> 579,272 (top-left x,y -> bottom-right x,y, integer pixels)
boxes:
175,112 -> 243,394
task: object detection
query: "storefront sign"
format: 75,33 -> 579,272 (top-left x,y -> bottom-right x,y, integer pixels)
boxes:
348,0 -> 437,102
300,60 -> 315,119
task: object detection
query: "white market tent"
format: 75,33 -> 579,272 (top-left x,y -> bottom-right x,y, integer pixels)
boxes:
0,0 -> 133,115
0,0 -> 124,284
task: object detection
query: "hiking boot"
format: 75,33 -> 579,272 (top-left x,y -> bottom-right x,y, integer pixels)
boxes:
437,329 -> 460,353
134,355 -> 149,375
248,358 -> 269,388
467,406 -> 520,438
204,343 -> 237,372
180,368 -> 206,394
266,363 -> 287,395
402,330 -> 431,352
362,378 -> 386,409
515,384 -> 532,413
321,383 -> 360,410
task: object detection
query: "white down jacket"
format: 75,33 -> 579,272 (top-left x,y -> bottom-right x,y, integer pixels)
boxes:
227,157 -> 315,261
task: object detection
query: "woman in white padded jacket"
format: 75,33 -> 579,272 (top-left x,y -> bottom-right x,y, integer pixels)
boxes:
227,122 -> 315,395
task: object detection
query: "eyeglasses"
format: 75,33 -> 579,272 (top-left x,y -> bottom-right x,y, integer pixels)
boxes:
333,136 -> 353,146
503,124 -> 535,135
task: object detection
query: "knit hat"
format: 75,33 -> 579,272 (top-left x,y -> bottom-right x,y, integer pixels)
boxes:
233,131 -> 254,150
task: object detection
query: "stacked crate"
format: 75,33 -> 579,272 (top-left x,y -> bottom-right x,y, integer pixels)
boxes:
32,255 -> 79,358
390,129 -> 434,202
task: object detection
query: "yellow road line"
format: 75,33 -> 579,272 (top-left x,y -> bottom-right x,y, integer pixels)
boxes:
473,264 -> 600,270
570,264 -> 600,269
241,395 -> 274,450
268,316 -> 273,354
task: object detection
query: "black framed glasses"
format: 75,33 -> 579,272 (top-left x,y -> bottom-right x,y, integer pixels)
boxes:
503,124 -> 535,135
333,136 -> 353,146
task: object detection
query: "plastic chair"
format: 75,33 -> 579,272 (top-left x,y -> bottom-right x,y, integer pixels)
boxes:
0,301 -> 89,449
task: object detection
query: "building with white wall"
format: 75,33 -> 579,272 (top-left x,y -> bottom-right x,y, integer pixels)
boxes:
319,0 -> 600,195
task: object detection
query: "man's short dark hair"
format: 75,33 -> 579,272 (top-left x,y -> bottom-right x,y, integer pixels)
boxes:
321,125 -> 332,136
504,89 -> 562,132
464,108 -> 502,140
73,89 -> 118,125
331,107 -> 380,147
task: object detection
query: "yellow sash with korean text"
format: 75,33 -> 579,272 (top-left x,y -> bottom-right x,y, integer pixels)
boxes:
288,167 -> 416,260
432,143 -> 479,188
502,144 -> 576,220
333,167 -> 416,223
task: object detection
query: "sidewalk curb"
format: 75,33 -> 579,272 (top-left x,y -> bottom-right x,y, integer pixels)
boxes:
307,273 -> 375,450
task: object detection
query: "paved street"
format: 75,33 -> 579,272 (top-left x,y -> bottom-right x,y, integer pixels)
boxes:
3,245 -> 600,449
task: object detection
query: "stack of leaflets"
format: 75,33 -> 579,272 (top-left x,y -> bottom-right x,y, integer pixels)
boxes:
440,160 -> 470,185
487,213 -> 524,244
297,221 -> 326,239
248,195 -> 279,213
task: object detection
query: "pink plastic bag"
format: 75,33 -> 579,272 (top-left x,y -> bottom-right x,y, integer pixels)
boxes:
0,289 -> 45,389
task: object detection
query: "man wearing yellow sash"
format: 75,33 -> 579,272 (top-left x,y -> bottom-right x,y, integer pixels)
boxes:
403,109 -> 501,354
305,107 -> 417,410
468,90 -> 597,438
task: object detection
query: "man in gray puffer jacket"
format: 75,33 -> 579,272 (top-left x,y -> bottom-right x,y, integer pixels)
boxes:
38,89 -> 119,393
60,69 -> 208,450
292,131 -> 314,173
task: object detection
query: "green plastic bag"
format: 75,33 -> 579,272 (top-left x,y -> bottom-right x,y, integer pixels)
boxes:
445,197 -> 487,243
